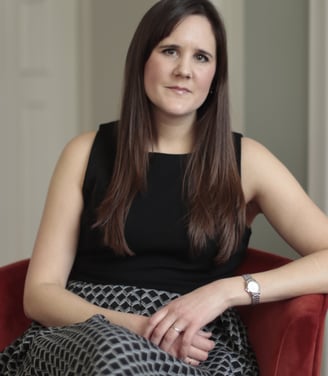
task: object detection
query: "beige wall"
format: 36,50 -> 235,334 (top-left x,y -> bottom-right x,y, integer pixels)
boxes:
83,0 -> 157,131
244,0 -> 309,258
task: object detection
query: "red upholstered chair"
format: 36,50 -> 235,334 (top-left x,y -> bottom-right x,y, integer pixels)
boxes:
0,248 -> 327,376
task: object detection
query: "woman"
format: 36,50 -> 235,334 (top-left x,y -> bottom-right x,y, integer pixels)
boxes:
1,0 -> 328,375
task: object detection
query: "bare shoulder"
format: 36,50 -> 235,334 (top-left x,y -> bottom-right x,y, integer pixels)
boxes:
55,131 -> 97,187
62,131 -> 97,159
240,136 -> 297,185
239,137 -> 283,200
25,131 -> 98,285
241,136 -> 272,161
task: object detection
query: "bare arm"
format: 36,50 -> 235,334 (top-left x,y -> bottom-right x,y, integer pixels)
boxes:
238,137 -> 328,302
23,132 -> 147,333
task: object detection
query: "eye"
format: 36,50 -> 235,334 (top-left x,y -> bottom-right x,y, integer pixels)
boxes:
161,48 -> 178,57
195,53 -> 209,63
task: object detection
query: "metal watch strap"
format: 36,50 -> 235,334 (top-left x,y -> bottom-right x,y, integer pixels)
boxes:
242,274 -> 260,305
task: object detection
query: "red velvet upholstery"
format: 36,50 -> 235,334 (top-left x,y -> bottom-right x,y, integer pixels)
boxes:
0,248 -> 327,376
0,259 -> 31,351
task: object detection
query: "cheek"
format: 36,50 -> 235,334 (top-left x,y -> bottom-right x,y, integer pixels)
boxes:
144,62 -> 151,93
201,68 -> 216,92
144,60 -> 159,97
206,69 -> 215,88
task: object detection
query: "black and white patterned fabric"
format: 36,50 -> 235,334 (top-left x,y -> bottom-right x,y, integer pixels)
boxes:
0,282 -> 259,375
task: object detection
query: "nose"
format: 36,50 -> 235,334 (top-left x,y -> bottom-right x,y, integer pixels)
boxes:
173,56 -> 192,79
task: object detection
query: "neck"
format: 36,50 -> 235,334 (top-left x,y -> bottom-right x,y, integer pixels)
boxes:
151,113 -> 196,154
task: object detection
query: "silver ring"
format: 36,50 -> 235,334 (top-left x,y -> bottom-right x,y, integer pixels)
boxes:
171,325 -> 182,334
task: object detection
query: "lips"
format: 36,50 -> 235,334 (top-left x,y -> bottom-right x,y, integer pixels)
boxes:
166,86 -> 191,94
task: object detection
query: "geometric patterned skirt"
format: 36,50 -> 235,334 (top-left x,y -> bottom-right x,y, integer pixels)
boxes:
0,281 -> 259,375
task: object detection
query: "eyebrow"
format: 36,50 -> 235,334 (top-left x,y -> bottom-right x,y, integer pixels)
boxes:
158,44 -> 215,60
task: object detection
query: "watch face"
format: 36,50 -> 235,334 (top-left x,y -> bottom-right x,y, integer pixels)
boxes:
248,281 -> 259,293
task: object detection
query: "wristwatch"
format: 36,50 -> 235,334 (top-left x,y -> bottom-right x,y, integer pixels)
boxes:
242,274 -> 260,305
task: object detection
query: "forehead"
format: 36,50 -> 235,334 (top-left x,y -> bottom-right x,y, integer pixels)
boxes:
161,15 -> 216,52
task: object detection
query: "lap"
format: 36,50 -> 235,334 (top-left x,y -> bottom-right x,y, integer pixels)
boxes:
0,282 -> 259,376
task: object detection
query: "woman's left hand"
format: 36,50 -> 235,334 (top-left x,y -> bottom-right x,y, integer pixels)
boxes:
143,282 -> 228,361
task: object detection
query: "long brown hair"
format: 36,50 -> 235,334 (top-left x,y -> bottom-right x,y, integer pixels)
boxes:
95,0 -> 246,263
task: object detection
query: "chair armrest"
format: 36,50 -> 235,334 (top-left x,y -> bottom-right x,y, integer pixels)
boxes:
236,248 -> 328,376
0,259 -> 31,351
237,295 -> 327,376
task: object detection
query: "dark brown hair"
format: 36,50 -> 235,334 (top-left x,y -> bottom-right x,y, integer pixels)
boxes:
96,0 -> 246,263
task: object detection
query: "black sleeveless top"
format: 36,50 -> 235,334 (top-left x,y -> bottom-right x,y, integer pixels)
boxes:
69,122 -> 251,294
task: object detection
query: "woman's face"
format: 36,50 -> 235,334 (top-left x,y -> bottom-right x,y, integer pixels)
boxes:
144,15 -> 216,125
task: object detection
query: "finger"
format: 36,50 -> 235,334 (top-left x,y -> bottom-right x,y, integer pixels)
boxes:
149,314 -> 182,347
144,307 -> 168,339
184,356 -> 200,367
179,325 -> 214,360
191,333 -> 215,352
156,321 -> 185,351
197,330 -> 212,338
187,344 -> 211,362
